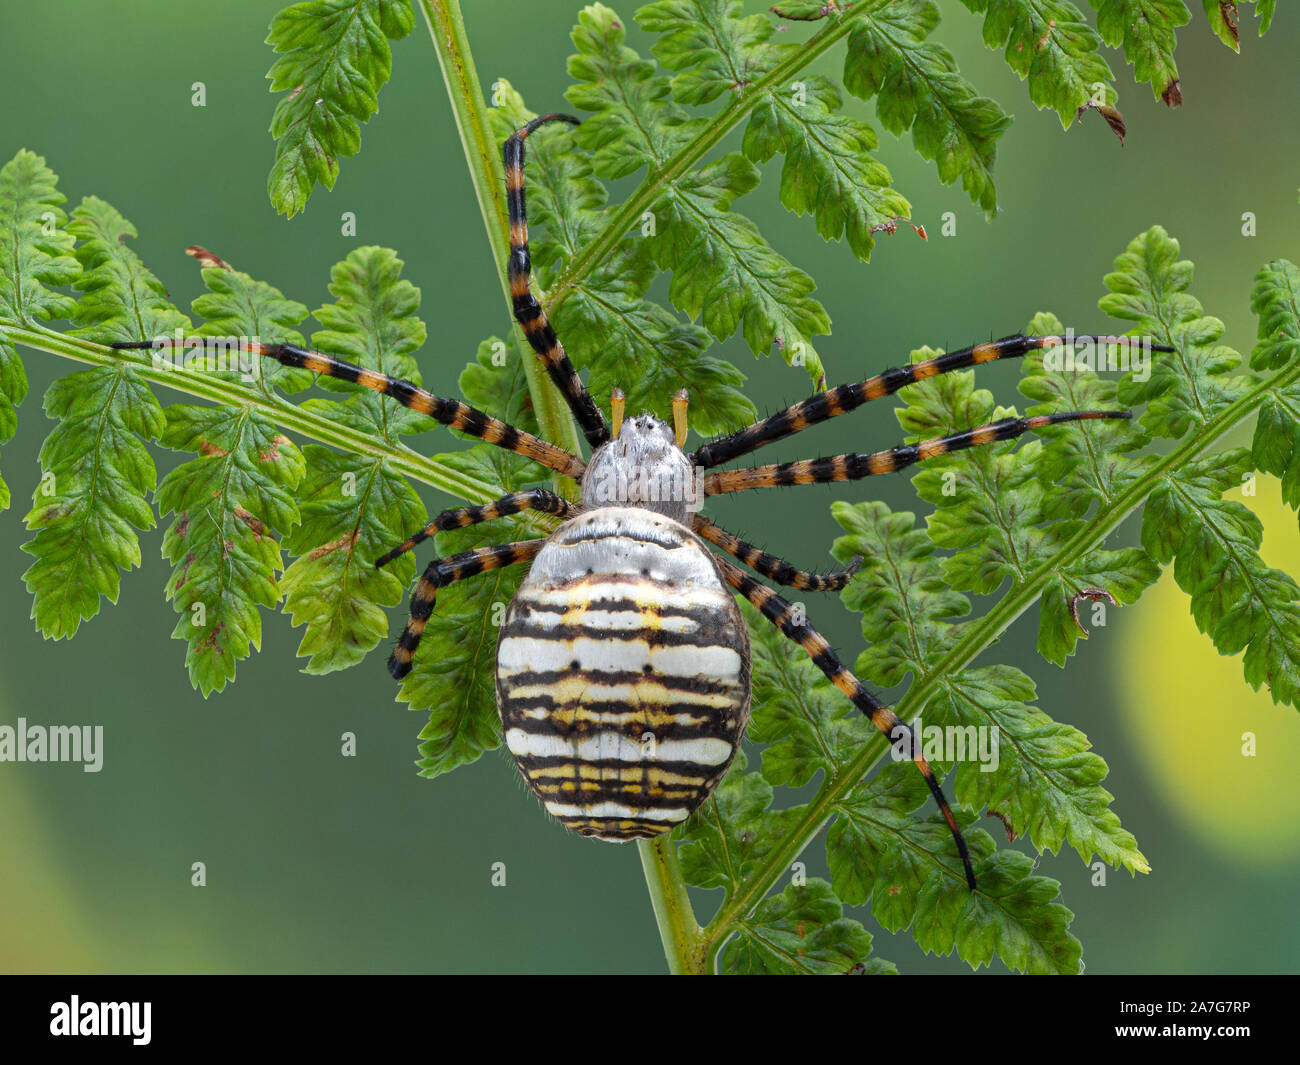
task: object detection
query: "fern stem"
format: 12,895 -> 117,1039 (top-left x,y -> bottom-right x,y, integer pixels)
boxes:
1,324 -> 560,538
418,0 -> 585,482
418,0 -> 707,963
544,4 -> 871,315
637,836 -> 708,974
700,354 -> 1300,949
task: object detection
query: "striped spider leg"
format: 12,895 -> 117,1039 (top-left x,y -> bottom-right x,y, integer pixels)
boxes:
503,113 -> 609,451
375,490 -> 579,679
690,333 -> 1175,472
713,551 -> 978,890
105,340 -> 588,678
678,337 -> 1173,889
701,409 -> 1133,496
110,338 -> 587,482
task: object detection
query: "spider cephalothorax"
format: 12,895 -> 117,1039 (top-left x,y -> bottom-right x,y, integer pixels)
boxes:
113,113 -> 1174,891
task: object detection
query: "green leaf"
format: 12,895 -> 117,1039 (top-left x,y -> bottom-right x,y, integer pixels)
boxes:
156,407 -> 305,695
566,3 -> 829,384
281,245 -> 432,673
843,0 -> 1011,217
281,448 -> 425,673
958,0 -> 1116,125
1249,259 -> 1300,374
0,150 -> 80,325
1249,260 -> 1300,513
67,197 -> 191,344
832,500 -> 1148,873
21,366 -> 165,637
21,196 -> 179,638
742,598 -> 874,789
397,443 -> 548,778
742,74 -> 912,261
677,751 -> 805,893
654,153 -> 829,382
1101,225 -> 1249,439
266,0 -> 415,217
1036,547 -> 1158,664
633,2 -> 914,260
1091,1 -> 1190,102
191,261 -> 314,394
723,879 -> 888,974
1142,451 -> 1300,708
0,149 -> 77,509
827,764 -> 1081,973
636,0 -> 781,106
0,337 -> 26,510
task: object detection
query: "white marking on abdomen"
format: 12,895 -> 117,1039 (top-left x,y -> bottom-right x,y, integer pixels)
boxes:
519,583 -> 730,614
498,636 -> 742,680
502,678 -> 738,710
522,608 -> 700,635
505,728 -> 734,765
543,800 -> 691,822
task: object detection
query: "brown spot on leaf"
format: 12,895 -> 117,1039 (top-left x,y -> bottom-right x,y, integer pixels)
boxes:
260,435 -> 292,463
199,622 -> 227,651
1037,19 -> 1055,50
232,504 -> 267,539
174,551 -> 196,591
306,531 -> 360,562
198,440 -> 228,458
1220,2 -> 1240,49
174,513 -> 190,540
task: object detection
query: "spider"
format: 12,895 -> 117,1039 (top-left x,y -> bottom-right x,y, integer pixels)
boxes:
116,113 -> 1171,891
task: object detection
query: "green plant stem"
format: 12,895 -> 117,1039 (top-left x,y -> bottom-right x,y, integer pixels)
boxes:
0,322 -> 558,538
700,354 -> 1300,950
419,0 -> 585,483
544,3 -> 871,316
419,0 -> 707,972
637,836 -> 709,974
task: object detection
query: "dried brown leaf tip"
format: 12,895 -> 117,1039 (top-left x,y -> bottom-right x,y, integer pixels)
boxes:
186,244 -> 232,270
1162,79 -> 1183,108
1069,586 -> 1117,637
1076,101 -> 1127,146
988,808 -> 1017,843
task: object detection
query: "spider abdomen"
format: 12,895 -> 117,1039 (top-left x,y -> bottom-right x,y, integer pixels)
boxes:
496,507 -> 751,840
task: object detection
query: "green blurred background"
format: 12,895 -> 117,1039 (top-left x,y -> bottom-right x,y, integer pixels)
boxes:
1,0 -> 1298,973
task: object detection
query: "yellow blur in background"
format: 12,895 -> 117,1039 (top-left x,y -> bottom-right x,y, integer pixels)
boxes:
1119,474 -> 1300,867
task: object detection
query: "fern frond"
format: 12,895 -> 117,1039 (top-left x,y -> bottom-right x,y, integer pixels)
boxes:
266,0 -> 416,217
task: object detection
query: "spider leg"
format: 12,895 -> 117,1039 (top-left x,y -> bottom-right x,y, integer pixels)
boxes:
713,552 -> 977,890
691,334 -> 1173,469
111,340 -> 585,480
693,515 -> 860,591
374,488 -> 577,567
504,114 -> 610,451
703,410 -> 1128,496
388,539 -> 548,680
